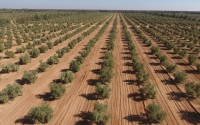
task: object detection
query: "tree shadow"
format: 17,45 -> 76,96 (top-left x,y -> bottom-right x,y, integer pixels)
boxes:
149,57 -> 157,59
15,116 -> 34,124
124,62 -> 133,66
171,56 -> 181,59
167,51 -> 174,54
35,92 -> 55,101
87,79 -> 99,86
160,48 -> 169,50
128,92 -> 143,102
176,62 -> 189,66
123,80 -> 136,85
79,93 -> 97,100
121,52 -> 130,54
149,62 -> 160,66
122,70 -> 134,74
167,91 -> 186,101
124,113 -> 149,124
145,52 -> 152,55
101,47 -> 107,50
15,79 -> 25,85
122,56 -> 132,60
60,68 -> 70,72
161,78 -> 173,85
52,79 -> 62,84
185,69 -> 198,74
100,51 -> 106,54
123,47 -> 130,50
95,62 -> 102,65
91,69 -> 100,75
74,111 -> 92,125
154,69 -> 167,74
179,110 -> 200,124
99,56 -> 104,59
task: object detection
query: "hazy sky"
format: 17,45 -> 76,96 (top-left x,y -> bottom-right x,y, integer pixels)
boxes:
0,0 -> 200,11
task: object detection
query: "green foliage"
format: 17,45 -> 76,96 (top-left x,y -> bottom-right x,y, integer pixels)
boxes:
79,50 -> 88,58
173,71 -> 187,84
56,49 -> 66,58
188,54 -> 198,65
38,45 -> 48,53
146,103 -> 167,123
99,68 -> 113,83
60,70 -> 73,83
22,70 -> 38,84
187,43 -> 195,50
146,40 -> 152,47
185,82 -> 200,99
178,50 -> 187,58
4,41 -> 13,49
164,40 -> 174,50
151,46 -> 159,54
140,82 -> 156,99
1,63 -> 19,73
0,83 -> 22,103
28,48 -> 40,58
194,48 -> 200,55
47,55 -> 59,65
95,82 -> 111,99
37,60 -> 49,72
135,63 -> 150,84
173,47 -> 180,54
196,63 -> 200,73
0,44 -> 4,52
26,42 -> 33,49
76,56 -> 85,64
19,54 -> 31,64
50,83 -> 66,98
70,60 -> 80,72
28,103 -> 53,124
107,41 -> 114,51
16,38 -> 22,45
164,62 -> 177,73
91,101 -> 111,125
158,55 -> 167,64
33,40 -> 42,46
0,94 -> 9,103
46,41 -> 53,49
5,50 -> 15,58
16,46 -> 26,53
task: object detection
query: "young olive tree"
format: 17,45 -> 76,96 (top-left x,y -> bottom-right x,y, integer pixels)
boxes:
50,83 -> 66,98
146,103 -> 167,123
28,103 -> 53,124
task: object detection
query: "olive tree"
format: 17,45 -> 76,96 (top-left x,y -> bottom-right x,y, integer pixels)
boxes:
22,71 -> 38,84
60,70 -> 73,83
50,83 -> 66,98
28,103 -> 53,124
146,103 -> 167,123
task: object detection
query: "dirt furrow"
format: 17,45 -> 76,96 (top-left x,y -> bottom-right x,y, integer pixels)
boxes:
140,27 -> 200,84
123,15 -> 200,125
49,15 -> 116,125
107,14 -> 146,125
0,19 -> 106,91
0,15 -> 114,125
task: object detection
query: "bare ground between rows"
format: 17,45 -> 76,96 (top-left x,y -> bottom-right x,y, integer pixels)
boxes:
0,15 -> 114,124
122,15 -> 200,125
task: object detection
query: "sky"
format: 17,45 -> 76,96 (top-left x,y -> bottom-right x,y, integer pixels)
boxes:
0,0 -> 200,11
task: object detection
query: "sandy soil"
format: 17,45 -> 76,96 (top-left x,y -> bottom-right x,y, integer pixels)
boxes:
122,15 -> 200,124
107,15 -> 147,125
0,15 -> 113,125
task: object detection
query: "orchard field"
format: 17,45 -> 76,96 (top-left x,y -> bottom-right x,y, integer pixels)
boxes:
0,10 -> 200,125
